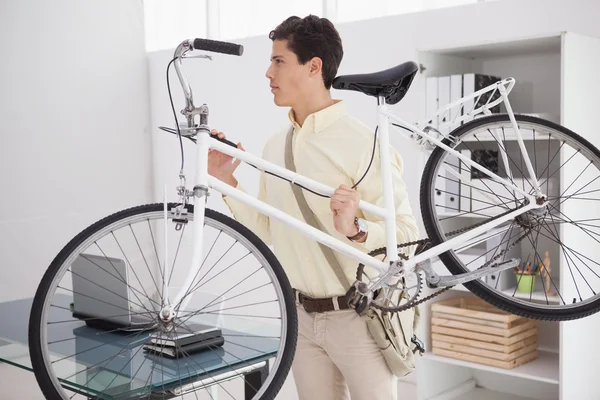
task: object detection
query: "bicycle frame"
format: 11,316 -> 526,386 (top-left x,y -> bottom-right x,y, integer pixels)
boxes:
166,41 -> 546,313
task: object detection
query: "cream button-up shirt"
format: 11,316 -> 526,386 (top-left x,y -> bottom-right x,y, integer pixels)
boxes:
224,100 -> 418,299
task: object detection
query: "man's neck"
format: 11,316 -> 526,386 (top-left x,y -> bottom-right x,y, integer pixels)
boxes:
292,91 -> 334,127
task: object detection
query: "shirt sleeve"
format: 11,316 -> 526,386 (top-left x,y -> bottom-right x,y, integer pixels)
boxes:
222,170 -> 272,246
352,145 -> 419,257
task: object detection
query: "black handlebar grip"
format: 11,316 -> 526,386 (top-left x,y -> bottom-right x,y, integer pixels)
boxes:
192,38 -> 244,56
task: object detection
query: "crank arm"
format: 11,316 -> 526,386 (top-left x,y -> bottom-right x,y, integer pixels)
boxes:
418,258 -> 521,288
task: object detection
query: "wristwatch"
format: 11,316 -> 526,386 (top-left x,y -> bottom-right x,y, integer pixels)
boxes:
347,217 -> 368,241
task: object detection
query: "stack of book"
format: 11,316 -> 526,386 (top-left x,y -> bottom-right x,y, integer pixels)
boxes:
143,322 -> 224,359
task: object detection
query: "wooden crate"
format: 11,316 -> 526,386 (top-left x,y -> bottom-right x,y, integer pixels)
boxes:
430,297 -> 538,369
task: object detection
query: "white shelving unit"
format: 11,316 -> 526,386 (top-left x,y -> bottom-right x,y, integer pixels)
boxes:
423,350 -> 559,385
411,31 -> 600,400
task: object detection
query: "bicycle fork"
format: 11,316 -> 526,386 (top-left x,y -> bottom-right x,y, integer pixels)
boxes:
159,126 -> 210,323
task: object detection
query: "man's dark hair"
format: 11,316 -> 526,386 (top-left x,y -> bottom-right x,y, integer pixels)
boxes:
269,15 -> 343,90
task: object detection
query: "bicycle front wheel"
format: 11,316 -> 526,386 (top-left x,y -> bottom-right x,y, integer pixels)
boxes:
29,203 -> 297,400
421,114 -> 600,321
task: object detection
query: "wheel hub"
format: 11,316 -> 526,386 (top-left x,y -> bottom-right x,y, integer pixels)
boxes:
159,305 -> 176,323
515,197 -> 549,229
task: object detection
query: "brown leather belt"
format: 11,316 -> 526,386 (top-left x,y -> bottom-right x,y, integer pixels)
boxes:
293,289 -> 350,313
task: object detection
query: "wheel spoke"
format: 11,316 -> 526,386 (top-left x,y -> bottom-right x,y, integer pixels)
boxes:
111,231 -> 160,311
467,134 -> 521,202
547,203 -> 600,244
540,219 -> 595,301
192,282 -> 273,312
184,250 -> 251,301
175,266 -> 265,328
176,233 -> 232,307
542,216 -> 600,283
553,173 -> 600,210
521,227 -> 566,304
541,145 -> 580,187
128,224 -> 163,305
493,222 -> 517,291
83,249 -> 160,312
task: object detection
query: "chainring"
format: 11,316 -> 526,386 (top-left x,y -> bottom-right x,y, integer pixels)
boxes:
354,204 -> 533,313
356,247 -> 424,312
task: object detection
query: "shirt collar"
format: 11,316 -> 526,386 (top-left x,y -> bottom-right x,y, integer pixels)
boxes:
287,99 -> 346,134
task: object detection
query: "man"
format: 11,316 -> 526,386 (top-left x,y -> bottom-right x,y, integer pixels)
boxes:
208,15 -> 418,400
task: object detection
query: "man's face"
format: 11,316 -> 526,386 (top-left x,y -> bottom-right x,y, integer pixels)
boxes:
265,39 -> 312,107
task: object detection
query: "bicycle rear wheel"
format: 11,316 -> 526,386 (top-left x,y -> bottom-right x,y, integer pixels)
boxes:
421,114 -> 600,321
29,203 -> 297,400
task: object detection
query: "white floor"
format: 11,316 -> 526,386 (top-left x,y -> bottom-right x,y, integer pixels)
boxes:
0,362 -> 418,400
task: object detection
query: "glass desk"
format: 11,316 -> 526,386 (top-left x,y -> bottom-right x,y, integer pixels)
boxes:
0,294 -> 280,399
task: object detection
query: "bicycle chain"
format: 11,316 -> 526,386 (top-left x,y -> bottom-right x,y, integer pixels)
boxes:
357,204 -> 533,313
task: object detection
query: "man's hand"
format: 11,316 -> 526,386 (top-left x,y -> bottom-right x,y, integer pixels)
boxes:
208,129 -> 244,187
330,184 -> 361,237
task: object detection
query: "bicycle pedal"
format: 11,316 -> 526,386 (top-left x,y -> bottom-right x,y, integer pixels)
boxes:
411,335 -> 426,354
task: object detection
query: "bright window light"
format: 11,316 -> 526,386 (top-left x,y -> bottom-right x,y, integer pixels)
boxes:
217,0 -> 323,41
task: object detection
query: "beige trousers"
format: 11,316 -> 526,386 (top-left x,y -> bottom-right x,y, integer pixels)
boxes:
291,302 -> 398,400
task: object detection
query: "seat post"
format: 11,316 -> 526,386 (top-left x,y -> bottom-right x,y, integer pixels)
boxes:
377,95 -> 399,264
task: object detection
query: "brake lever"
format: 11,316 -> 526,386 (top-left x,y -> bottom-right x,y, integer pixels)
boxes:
181,54 -> 213,61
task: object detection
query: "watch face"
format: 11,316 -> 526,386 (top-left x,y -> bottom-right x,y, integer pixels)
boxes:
357,218 -> 368,232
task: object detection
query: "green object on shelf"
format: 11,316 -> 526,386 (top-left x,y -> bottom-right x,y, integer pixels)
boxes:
516,273 -> 535,293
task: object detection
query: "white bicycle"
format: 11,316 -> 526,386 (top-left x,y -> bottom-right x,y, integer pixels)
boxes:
29,37 -> 600,400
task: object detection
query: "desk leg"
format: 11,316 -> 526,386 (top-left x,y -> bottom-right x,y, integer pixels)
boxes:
244,362 -> 269,400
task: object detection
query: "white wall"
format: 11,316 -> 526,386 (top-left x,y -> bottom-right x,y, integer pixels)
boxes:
0,0 -> 153,302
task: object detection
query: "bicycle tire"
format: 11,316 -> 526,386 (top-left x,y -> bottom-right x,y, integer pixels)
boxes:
28,203 -> 297,400
420,114 -> 600,321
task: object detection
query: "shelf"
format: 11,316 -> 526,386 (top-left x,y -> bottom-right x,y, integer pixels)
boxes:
422,350 -> 559,385
442,279 -> 561,305
460,113 -> 561,142
444,285 -> 561,305
461,130 -> 551,142
446,387 -> 542,400
500,283 -> 561,304
426,34 -> 561,60
461,128 -> 560,143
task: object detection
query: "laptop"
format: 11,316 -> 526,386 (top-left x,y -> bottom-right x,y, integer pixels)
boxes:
71,253 -> 157,331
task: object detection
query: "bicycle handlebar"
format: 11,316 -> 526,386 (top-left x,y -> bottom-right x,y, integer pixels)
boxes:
173,38 -> 243,109
192,38 -> 244,56
169,39 -> 243,149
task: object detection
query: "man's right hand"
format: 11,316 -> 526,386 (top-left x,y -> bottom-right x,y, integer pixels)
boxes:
208,129 -> 244,187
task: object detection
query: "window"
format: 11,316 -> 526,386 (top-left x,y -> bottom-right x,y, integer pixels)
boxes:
217,0 -> 323,41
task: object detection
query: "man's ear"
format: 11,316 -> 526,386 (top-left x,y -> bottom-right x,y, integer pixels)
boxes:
308,57 -> 323,78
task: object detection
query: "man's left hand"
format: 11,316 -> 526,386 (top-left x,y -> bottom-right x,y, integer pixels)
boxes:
330,184 -> 360,237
